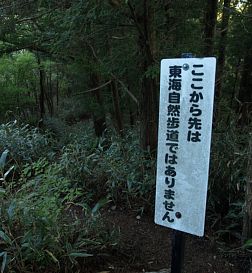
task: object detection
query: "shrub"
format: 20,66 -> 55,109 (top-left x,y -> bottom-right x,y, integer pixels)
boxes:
58,125 -> 155,210
98,127 -> 156,208
0,158 -> 116,273
208,122 -> 249,238
0,121 -> 51,164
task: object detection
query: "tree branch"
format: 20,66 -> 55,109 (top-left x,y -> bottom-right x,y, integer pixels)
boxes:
16,9 -> 56,23
86,41 -> 139,105
74,80 -> 112,95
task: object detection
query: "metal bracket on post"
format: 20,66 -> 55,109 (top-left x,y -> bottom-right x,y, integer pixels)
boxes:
181,53 -> 194,58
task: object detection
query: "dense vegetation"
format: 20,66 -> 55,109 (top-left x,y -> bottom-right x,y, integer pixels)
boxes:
0,0 -> 252,272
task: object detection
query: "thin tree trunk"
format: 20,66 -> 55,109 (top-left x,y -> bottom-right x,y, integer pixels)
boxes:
90,73 -> 106,137
33,83 -> 38,107
226,58 -> 241,125
237,49 -> 252,126
44,84 -> 54,117
140,74 -> 157,153
203,0 -> 218,56
215,0 -> 231,120
242,134 -> 252,243
125,71 -> 138,126
49,63 -> 54,115
139,0 -> 158,153
127,95 -> 135,126
37,55 -> 45,121
56,70 -> 59,107
111,80 -> 123,135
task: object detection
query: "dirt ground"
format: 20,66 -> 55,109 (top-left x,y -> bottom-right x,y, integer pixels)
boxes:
82,208 -> 249,273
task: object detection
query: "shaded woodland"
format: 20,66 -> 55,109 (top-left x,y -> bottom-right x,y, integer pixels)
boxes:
0,0 -> 252,272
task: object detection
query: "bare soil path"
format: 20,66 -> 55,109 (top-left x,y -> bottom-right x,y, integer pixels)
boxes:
76,206 -> 246,273
90,209 -> 246,273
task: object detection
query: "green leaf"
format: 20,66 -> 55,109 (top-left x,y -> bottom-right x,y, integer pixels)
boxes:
7,202 -> 16,219
69,252 -> 93,258
0,251 -> 7,273
91,196 -> 111,214
0,188 -> 5,197
242,239 -> 252,249
45,250 -> 59,264
0,231 -> 11,245
4,166 -> 14,180
0,150 -> 9,169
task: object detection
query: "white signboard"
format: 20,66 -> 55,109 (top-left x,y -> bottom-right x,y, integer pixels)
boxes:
154,57 -> 216,236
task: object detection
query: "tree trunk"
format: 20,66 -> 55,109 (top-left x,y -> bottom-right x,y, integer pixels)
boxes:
237,48 -> 252,126
215,0 -> 231,120
140,74 -> 158,153
111,80 -> 123,135
203,0 -> 218,56
139,0 -> 158,153
242,134 -> 252,243
45,76 -> 54,116
127,95 -> 135,126
37,55 -> 45,121
125,73 -> 138,126
56,72 -> 59,107
237,0 -> 252,125
90,73 -> 106,137
226,58 -> 241,125
49,63 -> 54,115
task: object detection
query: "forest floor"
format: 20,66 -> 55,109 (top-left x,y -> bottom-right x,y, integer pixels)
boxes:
81,208 -> 248,273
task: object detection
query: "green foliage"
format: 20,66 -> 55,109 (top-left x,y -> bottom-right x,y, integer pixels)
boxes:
0,0 -> 251,268
0,123 -> 121,272
43,117 -> 70,142
53,121 -> 155,209
56,124 -> 104,205
0,53 -> 37,120
0,149 -> 14,187
145,63 -> 160,79
57,98 -> 93,126
0,121 -> 50,164
98,128 -> 155,207
243,238 -> 252,251
208,121 -> 249,238
0,157 -> 117,273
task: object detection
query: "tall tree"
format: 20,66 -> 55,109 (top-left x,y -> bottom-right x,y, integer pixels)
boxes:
242,134 -> 252,242
111,80 -> 123,135
127,0 -> 158,152
216,0 -> 232,108
203,0 -> 218,56
237,48 -> 252,126
37,55 -> 45,120
236,1 -> 252,126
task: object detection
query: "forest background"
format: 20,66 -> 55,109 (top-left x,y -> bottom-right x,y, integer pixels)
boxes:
0,0 -> 252,272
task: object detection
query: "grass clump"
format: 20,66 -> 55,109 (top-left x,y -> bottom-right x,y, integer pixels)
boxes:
0,121 -> 51,164
0,158 -> 117,273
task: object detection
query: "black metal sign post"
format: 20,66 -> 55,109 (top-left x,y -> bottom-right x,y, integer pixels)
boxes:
171,230 -> 185,273
170,53 -> 193,273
